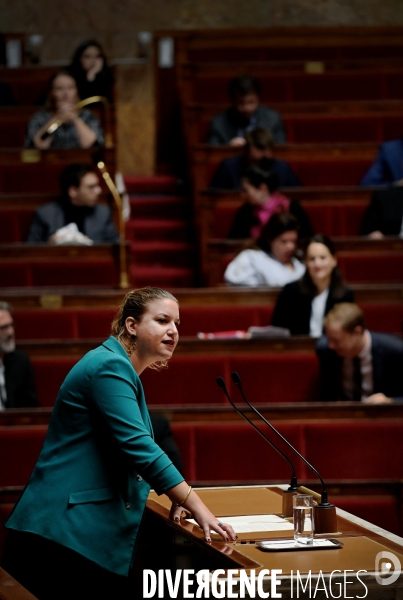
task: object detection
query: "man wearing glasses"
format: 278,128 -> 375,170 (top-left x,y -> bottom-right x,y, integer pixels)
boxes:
0,302 -> 38,409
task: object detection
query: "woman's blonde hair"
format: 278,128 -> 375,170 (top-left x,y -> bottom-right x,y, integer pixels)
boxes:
111,287 -> 178,370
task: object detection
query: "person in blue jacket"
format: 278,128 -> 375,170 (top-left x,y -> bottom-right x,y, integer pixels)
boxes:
360,138 -> 403,186
2,287 -> 236,600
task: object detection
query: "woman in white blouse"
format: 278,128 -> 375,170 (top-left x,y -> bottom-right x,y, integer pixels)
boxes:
224,212 -> 305,287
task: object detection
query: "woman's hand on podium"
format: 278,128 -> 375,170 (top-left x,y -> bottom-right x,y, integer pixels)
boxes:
168,491 -> 237,544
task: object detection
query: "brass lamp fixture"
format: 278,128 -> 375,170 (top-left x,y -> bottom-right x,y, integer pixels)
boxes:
97,160 -> 129,290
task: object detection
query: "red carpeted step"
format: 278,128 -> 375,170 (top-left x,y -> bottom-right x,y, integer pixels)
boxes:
130,265 -> 195,288
129,241 -> 196,267
124,176 -> 179,195
125,219 -> 190,242
129,196 -> 188,219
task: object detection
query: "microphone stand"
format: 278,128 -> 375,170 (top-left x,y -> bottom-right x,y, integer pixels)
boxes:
231,371 -> 338,534
216,377 -> 298,517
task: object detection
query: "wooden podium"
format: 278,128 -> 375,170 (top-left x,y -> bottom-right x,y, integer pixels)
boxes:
139,485 -> 403,599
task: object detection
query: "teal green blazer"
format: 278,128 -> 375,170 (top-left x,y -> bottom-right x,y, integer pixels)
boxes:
5,337 -> 184,576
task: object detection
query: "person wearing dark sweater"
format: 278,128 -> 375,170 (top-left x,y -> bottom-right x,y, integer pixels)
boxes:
27,163 -> 119,244
271,235 -> 354,337
69,40 -> 114,103
208,75 -> 286,146
210,127 -> 300,190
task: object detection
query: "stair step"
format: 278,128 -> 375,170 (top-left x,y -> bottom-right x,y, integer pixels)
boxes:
125,219 -> 190,242
129,196 -> 188,219
130,265 -> 195,288
124,176 -> 179,195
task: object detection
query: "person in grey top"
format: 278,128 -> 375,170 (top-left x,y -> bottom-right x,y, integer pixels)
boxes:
25,69 -> 103,150
208,75 -> 287,146
27,163 -> 119,243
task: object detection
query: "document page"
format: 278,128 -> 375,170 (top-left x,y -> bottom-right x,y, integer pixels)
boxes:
187,514 -> 294,534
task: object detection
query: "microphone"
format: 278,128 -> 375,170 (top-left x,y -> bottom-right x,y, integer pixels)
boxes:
231,371 -> 338,533
216,376 -> 297,517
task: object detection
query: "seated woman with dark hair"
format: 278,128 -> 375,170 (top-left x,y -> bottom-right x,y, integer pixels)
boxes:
271,234 -> 354,337
224,212 -> 305,287
25,69 -> 104,150
228,157 -> 313,240
69,40 -> 114,103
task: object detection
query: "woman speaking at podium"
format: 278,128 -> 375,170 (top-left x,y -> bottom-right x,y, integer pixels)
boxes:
2,287 -> 236,599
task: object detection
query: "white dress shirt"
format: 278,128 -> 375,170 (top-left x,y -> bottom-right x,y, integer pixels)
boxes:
0,359 -> 6,410
309,288 -> 329,338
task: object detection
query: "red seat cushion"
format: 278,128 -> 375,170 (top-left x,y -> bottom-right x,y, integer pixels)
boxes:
335,496 -> 400,536
304,421 -> 403,480
13,309 -> 77,341
192,421 -> 305,483
31,357 -> 78,407
141,356 -> 228,406
228,354 -> 320,403
0,426 -> 47,486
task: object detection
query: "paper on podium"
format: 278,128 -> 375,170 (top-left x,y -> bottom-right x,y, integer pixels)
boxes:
188,514 -> 294,534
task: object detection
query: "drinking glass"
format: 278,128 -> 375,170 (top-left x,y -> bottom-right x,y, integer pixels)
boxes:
293,494 -> 314,544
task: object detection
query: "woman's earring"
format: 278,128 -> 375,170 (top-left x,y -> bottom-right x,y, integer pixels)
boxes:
124,333 -> 137,357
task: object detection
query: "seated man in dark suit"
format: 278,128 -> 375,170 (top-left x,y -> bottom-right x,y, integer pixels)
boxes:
316,303 -> 403,404
0,302 -> 38,409
361,185 -> 403,238
210,127 -> 300,190
27,163 -> 119,244
360,138 -> 403,186
207,75 -> 287,146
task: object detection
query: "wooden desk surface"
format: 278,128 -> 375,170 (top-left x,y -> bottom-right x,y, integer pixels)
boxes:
147,485 -> 403,594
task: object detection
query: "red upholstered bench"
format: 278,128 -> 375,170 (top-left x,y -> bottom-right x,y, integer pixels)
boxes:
0,208 -> 35,243
288,160 -> 372,187
75,308 -> 117,340
0,263 -> 30,287
178,305 -> 264,337
13,308 -> 116,341
228,353 -> 320,404
0,426 -> 47,487
0,164 -> 66,194
303,421 -> 403,480
286,115 -> 403,144
338,252 -> 403,283
31,357 -> 79,407
360,303 -> 403,334
141,356 -> 229,406
170,421 -> 306,483
335,496 -> 401,536
14,309 -> 78,340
